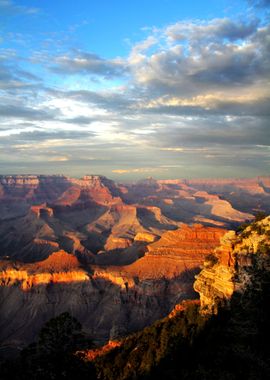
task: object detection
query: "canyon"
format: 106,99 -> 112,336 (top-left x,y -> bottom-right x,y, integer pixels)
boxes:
0,174 -> 269,355
1,174 -> 269,264
81,214 -> 270,380
0,223 -> 226,353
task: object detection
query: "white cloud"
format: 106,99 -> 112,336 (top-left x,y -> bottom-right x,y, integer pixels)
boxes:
1,10 -> 269,177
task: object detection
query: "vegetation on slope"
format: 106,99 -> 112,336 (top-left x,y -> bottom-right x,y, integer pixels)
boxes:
0,312 -> 94,380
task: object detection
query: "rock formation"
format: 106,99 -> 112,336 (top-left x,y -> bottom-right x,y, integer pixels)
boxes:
0,174 -> 270,357
0,223 -> 226,352
1,174 -> 269,264
194,215 -> 270,314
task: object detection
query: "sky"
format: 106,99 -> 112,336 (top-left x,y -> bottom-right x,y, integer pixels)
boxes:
0,0 -> 270,180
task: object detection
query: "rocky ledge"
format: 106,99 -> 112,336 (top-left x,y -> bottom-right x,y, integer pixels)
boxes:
194,215 -> 270,313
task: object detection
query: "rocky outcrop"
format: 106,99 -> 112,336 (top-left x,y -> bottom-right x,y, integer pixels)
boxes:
147,224 -> 227,257
0,223 -> 227,352
134,232 -> 157,243
0,175 -> 40,187
78,340 -> 121,361
0,269 -> 89,291
30,205 -> 54,218
0,251 -> 89,290
94,224 -> 227,282
194,216 -> 270,314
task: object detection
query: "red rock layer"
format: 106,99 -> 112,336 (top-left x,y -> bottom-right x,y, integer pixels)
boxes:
94,224 -> 227,282
147,224 -> 227,256
0,251 -> 88,290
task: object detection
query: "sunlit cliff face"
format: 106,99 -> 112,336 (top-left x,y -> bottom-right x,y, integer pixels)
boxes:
0,269 -> 89,291
0,224 -> 228,292
0,250 -> 89,291
194,216 -> 270,314
0,221 -> 234,349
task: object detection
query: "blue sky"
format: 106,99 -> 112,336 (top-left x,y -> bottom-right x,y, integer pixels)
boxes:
0,0 -> 269,179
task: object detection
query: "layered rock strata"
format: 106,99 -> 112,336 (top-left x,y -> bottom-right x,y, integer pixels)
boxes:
194,216 -> 270,313
0,223 -> 226,352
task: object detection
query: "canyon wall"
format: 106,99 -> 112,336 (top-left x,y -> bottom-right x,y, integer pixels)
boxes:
194,216 -> 270,314
0,224 -> 226,353
0,174 -> 269,357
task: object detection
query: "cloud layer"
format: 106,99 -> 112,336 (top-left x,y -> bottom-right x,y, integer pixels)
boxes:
0,3 -> 269,179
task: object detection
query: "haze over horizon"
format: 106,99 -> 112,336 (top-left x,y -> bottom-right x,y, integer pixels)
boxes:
0,0 -> 270,180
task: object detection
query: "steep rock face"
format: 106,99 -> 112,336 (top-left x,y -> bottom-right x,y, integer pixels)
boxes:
193,191 -> 252,222
0,175 -> 71,203
0,210 -> 60,262
0,224 -> 227,352
94,224 -> 227,282
0,175 -> 122,206
30,205 -> 54,218
147,224 -> 226,257
194,216 -> 270,313
0,251 -> 89,290
0,269 -> 191,350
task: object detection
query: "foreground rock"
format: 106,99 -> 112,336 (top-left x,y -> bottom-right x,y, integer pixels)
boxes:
194,215 -> 270,313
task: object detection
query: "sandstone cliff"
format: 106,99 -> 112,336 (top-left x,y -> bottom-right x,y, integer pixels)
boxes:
194,215 -> 270,313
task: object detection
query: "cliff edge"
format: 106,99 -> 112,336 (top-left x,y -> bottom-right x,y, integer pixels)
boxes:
194,215 -> 270,313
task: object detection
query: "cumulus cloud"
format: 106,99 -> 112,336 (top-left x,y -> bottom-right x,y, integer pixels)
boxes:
129,19 -> 270,99
166,18 -> 259,42
52,51 -> 127,78
1,8 -> 269,178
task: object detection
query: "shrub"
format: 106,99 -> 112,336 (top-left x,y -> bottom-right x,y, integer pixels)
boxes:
205,253 -> 218,266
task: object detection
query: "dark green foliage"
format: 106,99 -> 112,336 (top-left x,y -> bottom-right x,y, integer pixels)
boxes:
239,218 -> 268,238
238,213 -> 267,237
254,211 -> 267,222
204,253 -> 218,266
236,222 -> 250,234
0,312 -> 95,380
257,242 -> 270,255
251,223 -> 265,235
37,312 -> 82,355
239,229 -> 252,238
94,302 -> 207,380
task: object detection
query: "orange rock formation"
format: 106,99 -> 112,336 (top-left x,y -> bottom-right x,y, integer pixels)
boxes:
0,250 -> 89,290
